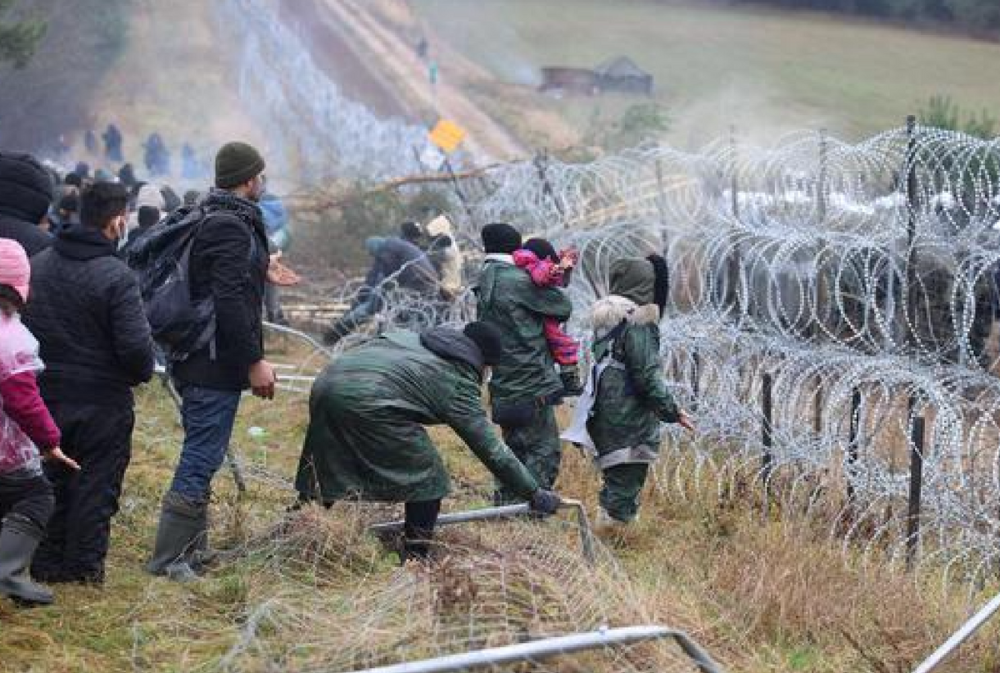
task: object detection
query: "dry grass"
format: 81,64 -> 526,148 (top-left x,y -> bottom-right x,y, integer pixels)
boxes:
2,351 -> 1000,671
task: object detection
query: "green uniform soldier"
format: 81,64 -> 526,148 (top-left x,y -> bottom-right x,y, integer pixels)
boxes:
475,224 -> 573,502
564,255 -> 693,525
294,322 -> 562,559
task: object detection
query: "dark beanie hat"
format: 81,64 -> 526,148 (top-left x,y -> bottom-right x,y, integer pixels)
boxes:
58,192 -> 79,213
0,152 -> 54,224
138,205 -> 160,229
522,237 -> 558,262
400,220 -> 423,242
215,141 -> 266,189
481,222 -> 521,254
463,321 -> 505,366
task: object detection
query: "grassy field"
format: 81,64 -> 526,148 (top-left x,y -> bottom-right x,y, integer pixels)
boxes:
2,336 -> 999,671
411,0 -> 1000,147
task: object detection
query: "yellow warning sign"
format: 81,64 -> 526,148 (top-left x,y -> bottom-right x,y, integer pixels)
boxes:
429,119 -> 467,154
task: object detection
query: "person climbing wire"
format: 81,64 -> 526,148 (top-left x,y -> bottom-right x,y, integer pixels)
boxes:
323,234 -> 438,345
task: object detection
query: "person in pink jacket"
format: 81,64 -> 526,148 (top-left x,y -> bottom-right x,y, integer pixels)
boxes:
0,239 -> 78,605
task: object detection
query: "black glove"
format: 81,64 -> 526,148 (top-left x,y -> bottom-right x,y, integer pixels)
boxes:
560,367 -> 584,397
529,489 -> 562,516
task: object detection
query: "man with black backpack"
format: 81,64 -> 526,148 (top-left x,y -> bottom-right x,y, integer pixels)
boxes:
145,142 -> 278,580
24,182 -> 155,584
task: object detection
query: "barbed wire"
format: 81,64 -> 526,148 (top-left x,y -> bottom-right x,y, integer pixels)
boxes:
280,125 -> 1000,583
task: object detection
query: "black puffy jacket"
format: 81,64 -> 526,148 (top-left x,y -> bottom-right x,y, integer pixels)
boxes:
170,189 -> 269,392
24,225 -> 155,407
0,152 -> 54,257
0,214 -> 51,257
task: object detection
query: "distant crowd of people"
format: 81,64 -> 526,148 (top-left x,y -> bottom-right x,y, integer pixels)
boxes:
0,139 -> 692,608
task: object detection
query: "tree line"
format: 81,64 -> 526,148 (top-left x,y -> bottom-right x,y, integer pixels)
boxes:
729,0 -> 1000,31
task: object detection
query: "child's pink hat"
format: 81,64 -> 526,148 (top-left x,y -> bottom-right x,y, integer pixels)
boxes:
0,239 -> 31,303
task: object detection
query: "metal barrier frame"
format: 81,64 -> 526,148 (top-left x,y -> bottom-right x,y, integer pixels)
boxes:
369,500 -> 596,564
341,625 -> 724,673
912,591 -> 1000,673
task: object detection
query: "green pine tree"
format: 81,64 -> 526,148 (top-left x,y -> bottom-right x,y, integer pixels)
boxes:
0,0 -> 46,69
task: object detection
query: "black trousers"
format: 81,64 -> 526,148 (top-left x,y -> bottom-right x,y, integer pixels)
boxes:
0,472 -> 55,530
32,402 -> 134,583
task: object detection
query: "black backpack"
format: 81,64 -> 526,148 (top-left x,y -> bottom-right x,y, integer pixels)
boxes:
126,205 -> 218,362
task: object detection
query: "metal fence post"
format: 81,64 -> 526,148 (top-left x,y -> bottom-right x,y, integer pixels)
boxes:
727,126 -> 742,316
761,371 -> 774,488
906,397 -> 926,571
903,115 -> 925,570
846,387 -> 862,504
816,128 -> 828,224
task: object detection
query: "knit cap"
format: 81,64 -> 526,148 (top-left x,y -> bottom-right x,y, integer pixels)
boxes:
215,142 -> 266,189
0,239 -> 31,303
481,223 -> 521,254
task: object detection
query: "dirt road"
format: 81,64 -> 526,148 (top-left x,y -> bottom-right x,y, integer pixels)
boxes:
314,0 -> 530,162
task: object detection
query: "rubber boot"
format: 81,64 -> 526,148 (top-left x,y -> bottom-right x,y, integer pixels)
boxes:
400,500 -> 440,565
146,492 -> 206,581
189,504 -> 218,573
0,514 -> 54,606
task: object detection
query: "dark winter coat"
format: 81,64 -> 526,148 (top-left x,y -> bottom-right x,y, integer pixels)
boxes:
588,296 -> 679,468
475,256 -> 572,404
0,215 -> 51,257
0,152 -> 54,257
24,225 -> 155,407
295,328 -> 539,503
366,236 -> 438,295
170,189 -> 270,391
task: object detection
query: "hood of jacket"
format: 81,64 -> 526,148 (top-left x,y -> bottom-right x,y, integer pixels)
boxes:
591,294 -> 660,339
420,326 -> 484,376
53,223 -> 117,261
136,183 -> 166,211
609,257 -> 656,306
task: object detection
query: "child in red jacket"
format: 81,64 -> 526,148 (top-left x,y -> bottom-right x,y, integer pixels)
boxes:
512,238 -> 582,395
0,239 -> 78,605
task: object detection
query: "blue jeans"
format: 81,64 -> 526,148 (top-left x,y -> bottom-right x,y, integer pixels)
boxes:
170,385 -> 241,501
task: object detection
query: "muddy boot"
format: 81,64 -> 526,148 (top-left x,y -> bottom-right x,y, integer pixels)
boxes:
146,492 -> 206,582
0,514 -> 54,606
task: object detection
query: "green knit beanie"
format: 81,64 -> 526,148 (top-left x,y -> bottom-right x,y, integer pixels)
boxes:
215,142 -> 266,189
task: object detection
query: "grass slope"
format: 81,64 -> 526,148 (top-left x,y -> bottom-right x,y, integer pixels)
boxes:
411,0 -> 1000,146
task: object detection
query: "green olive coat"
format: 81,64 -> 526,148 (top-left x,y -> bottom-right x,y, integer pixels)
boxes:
295,329 -> 540,503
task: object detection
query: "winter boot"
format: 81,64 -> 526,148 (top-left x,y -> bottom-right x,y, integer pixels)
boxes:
146,491 -> 207,582
0,514 -> 54,606
189,503 -> 219,572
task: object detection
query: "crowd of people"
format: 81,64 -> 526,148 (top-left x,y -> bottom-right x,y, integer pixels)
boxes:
0,140 -> 693,607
